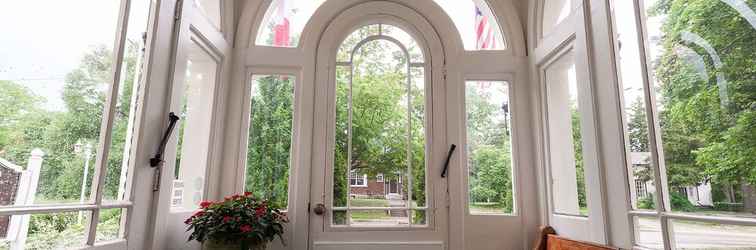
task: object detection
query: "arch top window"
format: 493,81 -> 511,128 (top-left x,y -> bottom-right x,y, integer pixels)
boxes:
256,0 -> 327,47
255,0 -> 506,50
337,23 -> 425,63
433,0 -> 506,50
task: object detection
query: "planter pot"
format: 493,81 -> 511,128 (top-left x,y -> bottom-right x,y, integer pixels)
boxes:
202,240 -> 266,250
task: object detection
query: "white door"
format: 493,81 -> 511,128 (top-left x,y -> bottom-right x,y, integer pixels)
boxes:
149,0 -> 230,249
308,2 -> 449,250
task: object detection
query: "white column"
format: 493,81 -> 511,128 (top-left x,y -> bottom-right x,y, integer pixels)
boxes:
9,149 -> 44,250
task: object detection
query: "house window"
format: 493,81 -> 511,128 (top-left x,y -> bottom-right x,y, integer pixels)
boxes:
349,171 -> 367,187
465,81 -> 516,215
613,0 -> 756,248
0,0 -> 151,247
244,74 -> 295,208
635,180 -> 648,199
432,0 -> 506,50
543,48 -> 589,217
376,173 -> 384,183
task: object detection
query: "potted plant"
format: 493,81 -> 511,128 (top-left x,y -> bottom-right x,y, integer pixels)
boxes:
185,192 -> 288,250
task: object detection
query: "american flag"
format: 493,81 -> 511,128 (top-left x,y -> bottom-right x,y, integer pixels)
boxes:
475,6 -> 498,50
273,0 -> 291,47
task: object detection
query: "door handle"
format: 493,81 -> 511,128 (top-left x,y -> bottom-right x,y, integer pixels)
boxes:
441,144 -> 457,178
150,112 -> 180,167
313,203 -> 326,215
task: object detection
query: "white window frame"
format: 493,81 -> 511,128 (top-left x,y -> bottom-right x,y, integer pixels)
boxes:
610,0 -> 756,249
349,171 -> 368,188
376,173 -> 384,183
0,0 -> 152,248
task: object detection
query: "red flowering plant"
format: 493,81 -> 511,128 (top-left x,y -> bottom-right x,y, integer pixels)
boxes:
185,192 -> 288,247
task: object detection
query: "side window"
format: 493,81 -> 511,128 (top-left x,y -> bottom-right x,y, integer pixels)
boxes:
543,49 -> 589,216
244,74 -> 295,208
465,81 -> 516,215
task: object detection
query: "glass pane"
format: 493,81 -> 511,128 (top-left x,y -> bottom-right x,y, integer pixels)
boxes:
633,216 -> 663,249
544,49 -> 588,216
411,209 -> 427,225
0,1 -> 122,206
104,0 -> 153,203
433,0 -> 506,50
542,0 -> 577,37
382,24 -> 424,63
333,65 -> 349,209
333,28 -> 427,227
96,208 -> 124,242
337,24 -> 379,62
332,210 -> 347,226
245,75 -> 295,208
672,220 -> 756,249
195,0 -> 221,30
613,0 -> 658,211
256,0 -> 327,47
172,40 -> 218,211
0,211 -> 90,249
350,209 -> 409,227
465,81 -> 515,215
410,67 -> 426,209
643,0 -> 756,216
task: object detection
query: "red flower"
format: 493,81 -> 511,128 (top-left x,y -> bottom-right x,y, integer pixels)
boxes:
240,224 -> 253,233
199,201 -> 213,208
192,211 -> 205,217
222,216 -> 232,223
255,206 -> 267,217
244,191 -> 253,196
232,194 -> 242,200
184,217 -> 193,224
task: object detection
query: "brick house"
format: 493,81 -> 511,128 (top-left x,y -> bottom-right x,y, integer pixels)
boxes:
0,158 -> 23,239
349,171 -> 405,199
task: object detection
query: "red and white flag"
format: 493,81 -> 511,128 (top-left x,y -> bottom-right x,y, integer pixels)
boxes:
475,6 -> 497,50
273,0 -> 291,47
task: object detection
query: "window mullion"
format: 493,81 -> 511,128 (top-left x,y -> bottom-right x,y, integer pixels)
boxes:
84,0 -> 134,246
632,0 -> 674,249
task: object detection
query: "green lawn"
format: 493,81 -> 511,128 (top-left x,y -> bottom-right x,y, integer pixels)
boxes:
350,198 -> 389,207
350,199 -> 392,220
469,202 -> 511,214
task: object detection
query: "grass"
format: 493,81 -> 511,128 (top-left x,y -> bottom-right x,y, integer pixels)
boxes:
469,202 -> 511,214
350,198 -> 389,207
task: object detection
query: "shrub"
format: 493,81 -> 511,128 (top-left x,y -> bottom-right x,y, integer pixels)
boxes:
638,196 -> 656,210
670,192 -> 697,212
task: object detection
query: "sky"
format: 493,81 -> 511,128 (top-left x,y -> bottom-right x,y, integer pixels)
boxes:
0,0 -> 151,111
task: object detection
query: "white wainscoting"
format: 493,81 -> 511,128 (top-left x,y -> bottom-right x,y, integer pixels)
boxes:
313,241 -> 444,250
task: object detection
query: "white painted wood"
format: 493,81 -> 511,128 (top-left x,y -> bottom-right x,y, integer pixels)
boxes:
313,241 -> 443,250
147,0 -> 232,249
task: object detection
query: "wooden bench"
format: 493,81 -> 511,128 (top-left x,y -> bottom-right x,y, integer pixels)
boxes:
534,226 -> 618,250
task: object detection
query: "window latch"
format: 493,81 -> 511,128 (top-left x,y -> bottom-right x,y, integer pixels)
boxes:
440,144 -> 457,178
150,112 -> 180,167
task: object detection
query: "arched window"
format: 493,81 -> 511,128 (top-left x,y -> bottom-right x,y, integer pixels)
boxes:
331,24 -> 428,226
255,0 -> 506,50
255,0 -> 327,47
433,0 -> 506,50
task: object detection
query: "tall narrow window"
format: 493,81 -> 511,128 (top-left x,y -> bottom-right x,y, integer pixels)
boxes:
613,0 -> 756,248
0,0 -> 152,247
332,24 -> 427,227
544,49 -> 589,216
245,74 -> 295,208
172,39 -> 218,211
465,81 -> 515,215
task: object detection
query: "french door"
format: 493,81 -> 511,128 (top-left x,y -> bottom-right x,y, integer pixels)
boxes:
307,2 -> 449,250
149,0 -> 230,249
